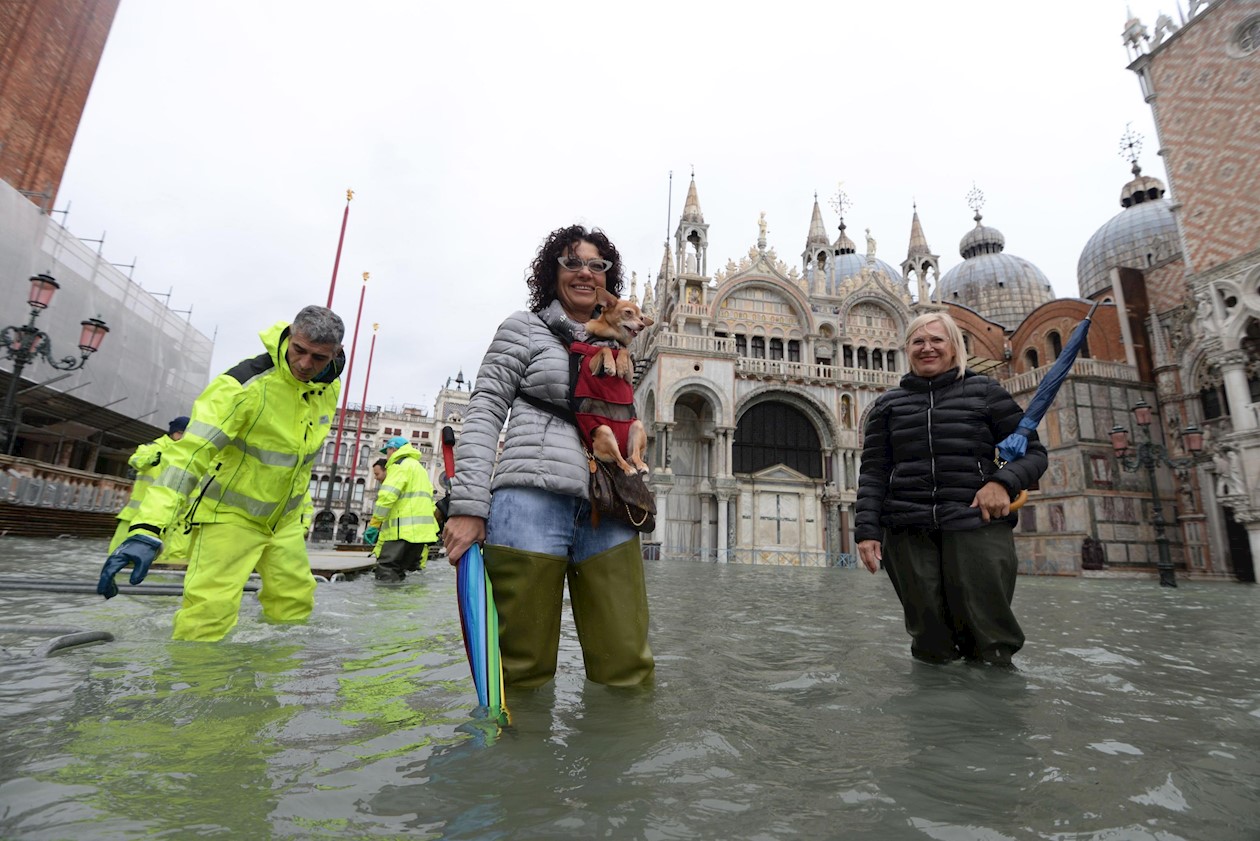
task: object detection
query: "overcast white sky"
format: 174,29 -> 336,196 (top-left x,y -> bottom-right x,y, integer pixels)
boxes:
57,0 -> 1175,412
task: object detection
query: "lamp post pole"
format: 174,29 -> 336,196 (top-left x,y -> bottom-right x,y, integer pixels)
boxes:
1109,399 -> 1207,588
1,274 -> 109,455
1139,424 -> 1178,587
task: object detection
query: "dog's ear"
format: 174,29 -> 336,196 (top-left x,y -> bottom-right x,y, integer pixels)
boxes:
643,314 -> 654,327
596,287 -> 618,308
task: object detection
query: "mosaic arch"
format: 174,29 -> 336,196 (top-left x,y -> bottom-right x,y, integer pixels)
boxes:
715,280 -> 812,337
735,387 -> 839,456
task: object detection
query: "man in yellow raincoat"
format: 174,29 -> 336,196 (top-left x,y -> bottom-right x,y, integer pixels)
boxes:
109,415 -> 191,562
96,305 -> 345,641
364,436 -> 438,582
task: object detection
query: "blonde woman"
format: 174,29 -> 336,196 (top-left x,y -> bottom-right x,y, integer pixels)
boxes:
856,312 -> 1046,667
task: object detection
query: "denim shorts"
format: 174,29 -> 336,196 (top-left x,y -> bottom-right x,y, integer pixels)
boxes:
486,486 -> 636,562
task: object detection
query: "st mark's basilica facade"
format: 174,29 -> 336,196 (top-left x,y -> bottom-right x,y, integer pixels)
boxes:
623,0 -> 1259,581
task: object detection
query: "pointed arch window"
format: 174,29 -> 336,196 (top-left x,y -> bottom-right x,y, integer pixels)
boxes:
733,402 -> 823,477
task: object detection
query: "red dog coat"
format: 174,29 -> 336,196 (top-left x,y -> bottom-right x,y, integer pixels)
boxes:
570,341 -> 636,457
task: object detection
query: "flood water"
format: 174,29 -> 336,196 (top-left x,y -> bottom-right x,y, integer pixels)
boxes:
1,536 -> 1257,841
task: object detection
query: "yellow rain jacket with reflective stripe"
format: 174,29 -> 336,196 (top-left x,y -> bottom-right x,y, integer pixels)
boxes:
117,435 -> 175,523
132,322 -> 343,537
369,442 -> 438,544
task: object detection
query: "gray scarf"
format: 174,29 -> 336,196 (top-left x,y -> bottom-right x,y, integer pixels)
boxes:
537,299 -> 590,346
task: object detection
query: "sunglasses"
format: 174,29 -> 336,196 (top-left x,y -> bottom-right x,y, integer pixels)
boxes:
557,256 -> 613,274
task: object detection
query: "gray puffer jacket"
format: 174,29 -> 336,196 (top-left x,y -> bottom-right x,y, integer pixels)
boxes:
447,307 -> 588,520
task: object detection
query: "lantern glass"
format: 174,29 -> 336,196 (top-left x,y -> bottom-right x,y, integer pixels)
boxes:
27,274 -> 60,309
77,318 -> 109,354
1132,400 -> 1153,427
1110,425 -> 1130,457
1183,425 -> 1204,454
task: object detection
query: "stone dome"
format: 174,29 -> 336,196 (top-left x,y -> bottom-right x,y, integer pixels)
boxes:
938,213 -> 1053,328
1076,165 -> 1181,299
822,222 -> 904,292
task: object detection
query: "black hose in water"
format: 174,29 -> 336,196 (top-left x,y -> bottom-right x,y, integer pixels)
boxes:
0,577 -> 259,595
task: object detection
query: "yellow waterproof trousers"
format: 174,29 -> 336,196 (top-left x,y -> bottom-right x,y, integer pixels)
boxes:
173,519 -> 316,642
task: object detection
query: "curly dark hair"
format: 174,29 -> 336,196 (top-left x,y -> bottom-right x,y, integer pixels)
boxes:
526,225 -> 624,313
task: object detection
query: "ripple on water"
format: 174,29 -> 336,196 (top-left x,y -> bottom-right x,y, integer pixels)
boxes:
1,541 -> 1258,840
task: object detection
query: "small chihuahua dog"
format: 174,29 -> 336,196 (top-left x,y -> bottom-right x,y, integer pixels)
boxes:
578,289 -> 654,475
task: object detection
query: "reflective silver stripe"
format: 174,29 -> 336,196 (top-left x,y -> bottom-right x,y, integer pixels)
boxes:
284,493 -> 305,514
134,475 -> 155,485
236,440 -> 300,468
372,504 -> 391,519
189,419 -> 303,468
397,490 -> 433,500
302,451 -> 317,466
124,498 -> 143,511
187,420 -> 231,450
379,484 -> 402,496
204,479 -> 277,518
390,515 -> 436,526
154,466 -> 201,495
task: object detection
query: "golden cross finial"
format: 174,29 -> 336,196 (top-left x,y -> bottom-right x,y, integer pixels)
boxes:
362,271 -> 369,282
372,322 -> 379,331
346,189 -> 354,202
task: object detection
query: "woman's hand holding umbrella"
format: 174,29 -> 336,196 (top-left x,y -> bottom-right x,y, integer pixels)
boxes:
443,515 -> 484,567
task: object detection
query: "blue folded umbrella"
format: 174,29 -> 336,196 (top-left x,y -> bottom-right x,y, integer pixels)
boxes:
998,300 -> 1100,463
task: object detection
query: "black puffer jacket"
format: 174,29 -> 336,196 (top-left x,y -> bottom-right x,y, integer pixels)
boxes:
855,368 -> 1047,542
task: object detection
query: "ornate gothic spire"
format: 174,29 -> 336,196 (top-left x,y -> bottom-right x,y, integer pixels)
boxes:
906,202 -> 932,257
682,170 -> 704,223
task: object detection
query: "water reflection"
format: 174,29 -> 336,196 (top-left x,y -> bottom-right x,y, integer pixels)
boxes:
1,537 -> 1257,840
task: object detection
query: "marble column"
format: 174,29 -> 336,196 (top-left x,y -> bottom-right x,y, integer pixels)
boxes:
716,492 -> 729,564
1218,351 -> 1256,431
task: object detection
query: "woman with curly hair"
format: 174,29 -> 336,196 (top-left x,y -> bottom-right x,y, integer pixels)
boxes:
443,224 -> 654,688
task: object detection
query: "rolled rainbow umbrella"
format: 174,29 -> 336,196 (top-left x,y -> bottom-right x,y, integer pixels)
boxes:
455,543 -> 508,722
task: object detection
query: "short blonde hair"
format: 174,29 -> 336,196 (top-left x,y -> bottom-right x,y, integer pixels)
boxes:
903,312 -> 967,380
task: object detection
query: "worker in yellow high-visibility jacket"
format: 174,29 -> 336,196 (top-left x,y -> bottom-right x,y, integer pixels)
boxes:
363,436 -> 438,582
109,416 -> 190,558
96,305 -> 345,641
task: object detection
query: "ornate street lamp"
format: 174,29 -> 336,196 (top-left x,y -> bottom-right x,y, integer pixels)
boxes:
1109,399 -> 1206,587
1,273 -> 109,455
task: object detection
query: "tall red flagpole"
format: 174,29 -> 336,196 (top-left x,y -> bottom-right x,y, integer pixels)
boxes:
327,189 -> 353,308
321,272 -> 367,531
346,323 -> 377,488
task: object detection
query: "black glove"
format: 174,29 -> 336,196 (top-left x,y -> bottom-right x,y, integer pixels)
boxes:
97,534 -> 163,599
